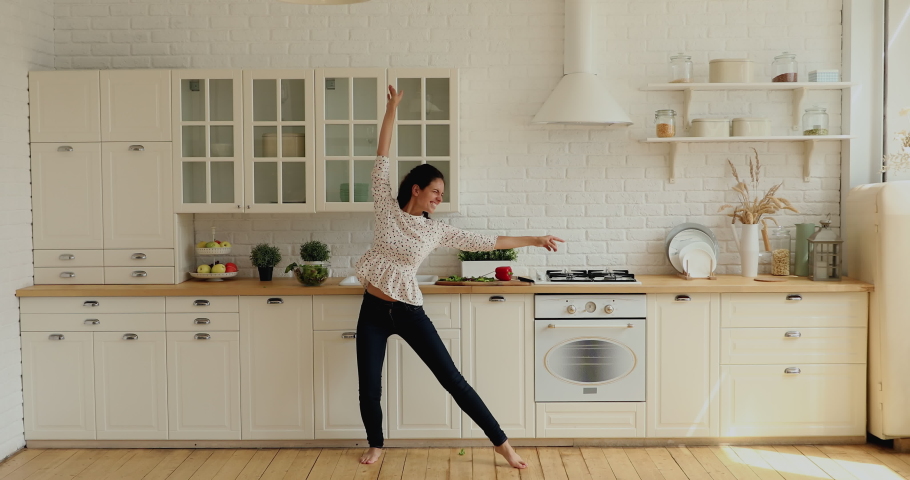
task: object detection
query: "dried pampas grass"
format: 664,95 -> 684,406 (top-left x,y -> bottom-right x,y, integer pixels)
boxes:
718,148 -> 799,225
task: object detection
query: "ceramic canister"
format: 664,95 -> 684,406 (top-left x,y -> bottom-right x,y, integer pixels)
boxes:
732,118 -> 771,137
709,59 -> 754,83
690,118 -> 731,137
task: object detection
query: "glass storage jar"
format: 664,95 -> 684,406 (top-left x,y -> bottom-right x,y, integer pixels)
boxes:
769,226 -> 792,276
802,106 -> 829,135
655,109 -> 677,138
669,53 -> 693,83
772,52 -> 798,82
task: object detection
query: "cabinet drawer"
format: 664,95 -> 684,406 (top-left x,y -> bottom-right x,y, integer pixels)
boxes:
720,364 -> 866,437
21,313 -> 165,332
313,295 -> 363,331
34,250 -> 103,268
104,249 -> 174,267
536,403 -> 645,438
34,267 -> 104,285
721,293 -> 868,328
166,296 -> 239,313
422,295 -> 460,329
104,267 -> 174,285
20,296 -> 165,314
721,328 -> 867,365
166,313 -> 239,331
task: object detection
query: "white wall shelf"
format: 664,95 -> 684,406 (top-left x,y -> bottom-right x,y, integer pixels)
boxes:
641,83 -> 857,131
641,135 -> 854,183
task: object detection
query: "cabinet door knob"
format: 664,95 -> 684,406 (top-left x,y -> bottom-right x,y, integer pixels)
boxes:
84,319 -> 100,325
341,332 -> 357,339
675,295 -> 692,301
489,296 -> 505,302
784,330 -> 802,338
122,333 -> 139,340
83,300 -> 100,307
194,318 -> 211,325
57,146 -> 73,152
786,294 -> 803,301
58,254 -> 75,260
131,253 -> 147,260
128,145 -> 145,152
49,334 -> 65,341
784,367 -> 802,374
131,271 -> 148,277
267,298 -> 283,304
193,300 -> 211,306
194,333 -> 211,340
60,272 -> 76,278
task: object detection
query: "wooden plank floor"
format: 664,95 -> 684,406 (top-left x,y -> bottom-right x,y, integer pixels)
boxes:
1,445 -> 908,480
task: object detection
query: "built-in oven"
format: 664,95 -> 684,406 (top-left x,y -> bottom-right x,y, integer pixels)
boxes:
534,294 -> 646,402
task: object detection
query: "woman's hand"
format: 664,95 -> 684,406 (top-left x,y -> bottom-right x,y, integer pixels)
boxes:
537,235 -> 565,252
386,85 -> 404,110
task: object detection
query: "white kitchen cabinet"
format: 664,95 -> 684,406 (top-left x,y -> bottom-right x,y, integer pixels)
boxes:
172,69 -> 244,213
387,329 -> 461,439
646,293 -> 720,438
21,331 -> 96,440
166,331 -> 241,440
388,69 -> 459,213
102,142 -> 174,249
29,70 -> 101,143
240,296 -> 314,440
93,331 -> 168,440
461,294 -> 534,439
31,143 -> 104,250
101,70 -> 171,141
242,70 -> 317,213
536,403 -> 645,438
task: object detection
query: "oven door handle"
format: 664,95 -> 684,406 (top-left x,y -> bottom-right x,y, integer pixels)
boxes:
547,323 -> 634,329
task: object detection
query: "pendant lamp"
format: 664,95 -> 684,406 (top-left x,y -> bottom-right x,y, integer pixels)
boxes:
278,0 -> 370,4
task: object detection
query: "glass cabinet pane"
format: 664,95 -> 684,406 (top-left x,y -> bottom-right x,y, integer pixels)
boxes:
397,161 -> 422,187
324,78 -> 349,121
426,125 -> 449,157
353,78 -> 378,120
254,126 -> 278,158
353,161 -> 374,203
182,126 -> 206,157
398,125 -> 422,157
427,161 -> 450,186
282,162 -> 307,204
326,160 -> 349,202
426,78 -> 450,120
282,126 -> 306,157
181,79 -> 205,121
182,162 -> 207,203
397,78 -> 422,120
253,162 -> 278,204
210,126 -> 234,157
210,162 -> 234,203
325,125 -> 349,156
209,79 -> 233,121
281,79 -> 306,122
353,124 -> 377,157
253,79 -> 278,122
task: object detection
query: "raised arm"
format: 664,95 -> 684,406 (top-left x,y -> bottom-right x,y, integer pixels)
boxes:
494,235 -> 565,252
377,85 -> 404,157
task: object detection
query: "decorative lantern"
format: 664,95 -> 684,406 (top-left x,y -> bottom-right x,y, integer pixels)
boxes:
807,219 -> 843,281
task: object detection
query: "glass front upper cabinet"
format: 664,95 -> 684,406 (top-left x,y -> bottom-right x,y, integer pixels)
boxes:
389,69 -> 458,213
243,70 -> 316,213
315,69 -> 386,212
172,70 -> 244,213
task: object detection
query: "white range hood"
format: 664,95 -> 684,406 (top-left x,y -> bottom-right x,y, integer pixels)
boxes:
532,0 -> 632,126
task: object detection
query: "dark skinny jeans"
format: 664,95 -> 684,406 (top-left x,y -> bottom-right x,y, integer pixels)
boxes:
356,291 -> 508,448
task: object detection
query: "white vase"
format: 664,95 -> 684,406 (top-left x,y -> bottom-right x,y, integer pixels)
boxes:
461,261 -> 514,278
731,224 -> 760,278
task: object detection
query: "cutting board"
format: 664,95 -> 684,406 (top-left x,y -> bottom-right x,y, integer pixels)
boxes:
435,280 -> 533,286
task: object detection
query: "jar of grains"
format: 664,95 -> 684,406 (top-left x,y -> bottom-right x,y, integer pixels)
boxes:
802,106 -> 829,135
772,52 -> 798,82
655,109 -> 677,138
770,226 -> 792,276
669,53 -> 693,83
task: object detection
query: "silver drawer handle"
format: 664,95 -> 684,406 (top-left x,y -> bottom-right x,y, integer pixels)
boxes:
194,333 -> 211,340
193,300 -> 211,306
128,145 -> 145,152
548,323 -> 634,329
131,271 -> 147,277
49,334 -> 65,341
84,300 -> 100,307
786,294 -> 803,301
675,295 -> 691,301
123,333 -> 139,340
57,146 -> 73,152
60,272 -> 76,278
131,253 -> 147,260
194,318 -> 211,325
341,332 -> 357,339
267,298 -> 283,304
58,254 -> 75,260
84,319 -> 100,325
489,296 -> 505,302
784,331 -> 802,338
784,367 -> 802,374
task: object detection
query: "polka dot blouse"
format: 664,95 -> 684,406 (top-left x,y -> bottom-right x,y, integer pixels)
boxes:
355,156 -> 497,306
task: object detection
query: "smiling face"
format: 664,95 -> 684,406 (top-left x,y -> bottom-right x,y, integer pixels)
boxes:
412,178 -> 445,214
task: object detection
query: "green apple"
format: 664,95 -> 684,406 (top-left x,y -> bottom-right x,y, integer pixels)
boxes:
220,241 -> 231,248
211,264 -> 226,274
196,241 -> 207,248
204,241 -> 218,248
197,264 -> 211,274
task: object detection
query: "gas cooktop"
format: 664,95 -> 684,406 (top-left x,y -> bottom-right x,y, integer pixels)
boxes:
536,269 -> 641,285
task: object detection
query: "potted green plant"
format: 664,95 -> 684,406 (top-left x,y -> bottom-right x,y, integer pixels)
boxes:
285,240 -> 331,286
458,249 -> 517,278
250,243 -> 282,281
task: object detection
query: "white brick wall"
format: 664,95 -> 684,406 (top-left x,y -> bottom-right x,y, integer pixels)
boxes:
1,0 -> 53,460
55,0 -> 845,277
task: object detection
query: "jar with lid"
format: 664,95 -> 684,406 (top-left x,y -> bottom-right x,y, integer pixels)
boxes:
772,52 -> 798,82
802,106 -> 829,135
769,226 -> 792,276
655,109 -> 677,138
669,53 -> 693,83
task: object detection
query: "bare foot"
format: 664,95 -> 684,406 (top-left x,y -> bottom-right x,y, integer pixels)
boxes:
494,440 -> 528,469
359,447 -> 382,464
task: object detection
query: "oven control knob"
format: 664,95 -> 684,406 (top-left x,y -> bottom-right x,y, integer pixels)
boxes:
585,302 -> 596,313
604,305 -> 615,314
566,305 -> 577,314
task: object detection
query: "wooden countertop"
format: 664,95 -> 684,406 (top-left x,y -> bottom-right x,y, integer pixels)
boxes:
15,275 -> 873,297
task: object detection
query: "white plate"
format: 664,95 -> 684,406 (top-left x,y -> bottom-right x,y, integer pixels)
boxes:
668,229 -> 716,274
679,244 -> 716,278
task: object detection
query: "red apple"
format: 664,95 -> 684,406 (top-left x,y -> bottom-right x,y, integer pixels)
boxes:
224,262 -> 238,273
495,266 -> 513,281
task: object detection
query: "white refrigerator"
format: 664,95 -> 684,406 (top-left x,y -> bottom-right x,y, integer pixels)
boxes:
845,180 -> 910,439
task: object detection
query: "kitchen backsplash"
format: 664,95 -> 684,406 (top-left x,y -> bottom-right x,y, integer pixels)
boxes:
56,0 -> 845,276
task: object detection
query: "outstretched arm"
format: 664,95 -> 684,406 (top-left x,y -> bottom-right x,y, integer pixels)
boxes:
495,235 -> 565,252
377,85 -> 404,157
